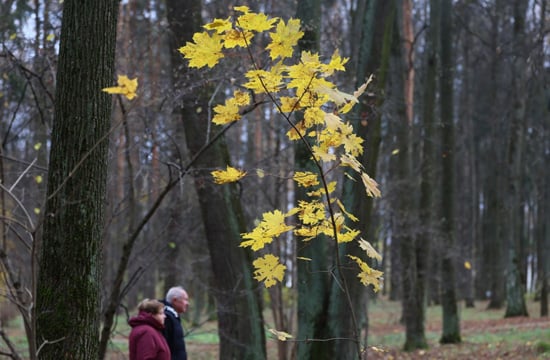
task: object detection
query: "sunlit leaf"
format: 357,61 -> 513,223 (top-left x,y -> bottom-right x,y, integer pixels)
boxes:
252,254 -> 286,288
102,75 -> 138,100
358,238 -> 382,262
211,166 -> 246,184
178,32 -> 223,68
268,328 -> 293,341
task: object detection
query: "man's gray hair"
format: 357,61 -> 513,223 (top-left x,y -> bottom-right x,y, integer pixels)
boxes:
166,286 -> 186,302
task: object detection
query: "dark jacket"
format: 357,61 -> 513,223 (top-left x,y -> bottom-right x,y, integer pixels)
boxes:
128,311 -> 171,360
161,300 -> 187,360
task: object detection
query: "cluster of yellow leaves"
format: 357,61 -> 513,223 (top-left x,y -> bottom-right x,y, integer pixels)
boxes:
241,210 -> 294,251
213,90 -> 250,125
191,6 -> 382,291
102,75 -> 138,100
347,254 -> 383,291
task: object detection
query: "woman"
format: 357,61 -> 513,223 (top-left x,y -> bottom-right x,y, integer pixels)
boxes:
129,299 -> 171,360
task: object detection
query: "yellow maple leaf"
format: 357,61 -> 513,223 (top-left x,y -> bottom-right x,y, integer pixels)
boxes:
266,18 -> 303,60
340,154 -> 363,173
223,29 -> 254,48
178,31 -> 223,68
293,171 -> 319,187
233,90 -> 251,106
269,328 -> 294,341
286,121 -> 306,141
241,210 -> 294,251
261,210 -> 294,237
243,69 -> 283,93
236,8 -> 277,32
298,200 -> 325,225
212,90 -> 250,125
306,181 -> 337,197
316,85 -> 357,106
312,144 -> 336,162
348,255 -> 383,291
464,261 -> 472,270
323,49 -> 348,75
211,166 -> 246,184
102,75 -> 138,100
203,17 -> 232,33
358,238 -> 382,262
342,133 -> 364,157
336,199 -> 358,222
213,100 -> 240,125
337,227 -> 360,243
361,172 -> 381,198
240,227 -> 273,251
279,96 -> 301,113
253,254 -> 286,288
303,107 -> 325,128
294,226 -> 318,241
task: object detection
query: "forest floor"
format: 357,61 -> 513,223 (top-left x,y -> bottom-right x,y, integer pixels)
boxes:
3,298 -> 549,359
366,313 -> 550,359
182,298 -> 550,360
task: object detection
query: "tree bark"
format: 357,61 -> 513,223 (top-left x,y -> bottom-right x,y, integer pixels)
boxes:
328,1 -> 394,358
36,0 -> 118,358
294,1 -> 332,359
439,0 -> 461,344
504,0 -> 529,319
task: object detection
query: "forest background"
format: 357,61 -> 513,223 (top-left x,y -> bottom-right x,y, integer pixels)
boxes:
0,0 -> 549,359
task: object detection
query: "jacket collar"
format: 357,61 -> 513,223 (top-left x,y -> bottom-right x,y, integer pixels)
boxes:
165,304 -> 179,318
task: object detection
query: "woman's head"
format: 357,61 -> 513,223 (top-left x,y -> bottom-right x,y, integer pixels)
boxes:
137,299 -> 166,325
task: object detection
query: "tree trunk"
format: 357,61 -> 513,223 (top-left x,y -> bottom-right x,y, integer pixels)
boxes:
390,0 -> 426,350
328,1 -> 394,358
402,0 -> 438,349
504,0 -> 529,319
294,1 -> 332,359
439,0 -> 461,344
36,0 -> 118,359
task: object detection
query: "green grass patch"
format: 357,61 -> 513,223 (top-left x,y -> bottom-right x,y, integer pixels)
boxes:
469,327 -> 549,342
186,331 -> 219,344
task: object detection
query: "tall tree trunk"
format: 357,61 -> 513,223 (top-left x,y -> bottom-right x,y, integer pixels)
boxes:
439,0 -> 461,344
403,0 -> 439,350
165,1 -> 266,359
294,1 -> 331,359
504,0 -> 529,318
391,0 -> 426,351
484,0 -> 507,310
36,0 -> 118,359
328,1 -> 394,359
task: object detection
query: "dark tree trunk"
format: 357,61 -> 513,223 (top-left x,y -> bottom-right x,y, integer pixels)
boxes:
328,1 -> 394,359
36,0 -> 118,359
439,0 -> 461,344
504,0 -> 529,319
294,1 -> 332,359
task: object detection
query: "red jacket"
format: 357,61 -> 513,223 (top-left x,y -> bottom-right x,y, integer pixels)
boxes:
129,311 -> 171,360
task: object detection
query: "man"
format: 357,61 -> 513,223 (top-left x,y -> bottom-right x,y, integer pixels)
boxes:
161,286 -> 189,360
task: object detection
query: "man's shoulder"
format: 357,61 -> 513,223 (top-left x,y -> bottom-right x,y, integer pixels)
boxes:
160,300 -> 179,319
